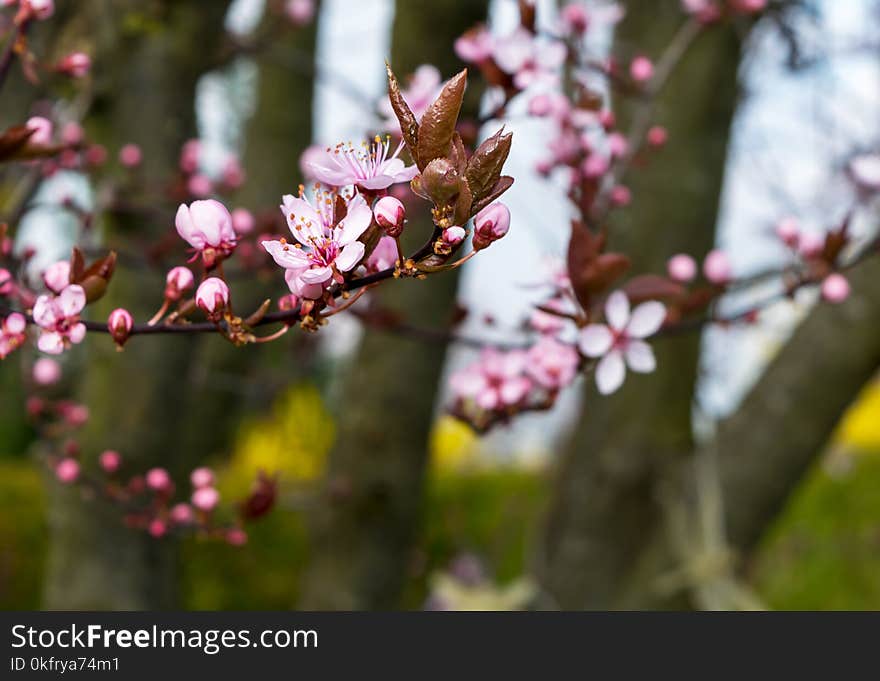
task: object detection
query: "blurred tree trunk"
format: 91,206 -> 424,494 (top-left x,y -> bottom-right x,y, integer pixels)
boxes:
536,3 -> 744,609
43,0 -> 232,610
299,0 -> 489,609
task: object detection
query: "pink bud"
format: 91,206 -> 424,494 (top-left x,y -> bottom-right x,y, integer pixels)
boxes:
630,56 -> 654,83
55,458 -> 79,484
582,153 -> 609,179
59,402 -> 89,427
148,519 -> 167,538
190,467 -> 215,489
561,3 -> 589,33
231,208 -> 255,235
99,450 -> 121,473
187,174 -> 213,198
608,132 -> 628,159
0,267 -> 13,295
226,528 -> 248,546
32,357 -> 61,386
821,273 -> 850,304
598,110 -> 616,130
192,486 -> 220,512
5,312 -> 26,335
374,196 -> 406,237
61,122 -> 84,145
165,266 -> 195,301
42,260 -> 70,294
118,143 -> 142,168
25,116 -> 53,146
146,467 -> 172,493
85,144 -> 107,167
222,156 -> 245,189
57,52 -> 90,78
170,503 -> 194,524
195,278 -> 230,319
703,249 -> 732,285
179,138 -> 201,174
775,217 -> 799,248
667,254 -> 698,283
284,0 -> 314,26
647,126 -> 668,148
528,94 -> 553,117
472,202 -> 511,251
799,232 -> 825,259
107,308 -> 133,347
730,0 -> 766,14
609,185 -> 632,207
442,226 -> 466,248
20,0 -> 54,21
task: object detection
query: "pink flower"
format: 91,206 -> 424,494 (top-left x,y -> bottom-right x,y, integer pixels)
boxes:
560,3 -> 590,34
118,143 -> 142,168
20,0 -> 54,21
441,226 -> 466,248
61,122 -> 84,145
629,56 -> 654,83
309,136 -> 417,191
454,25 -> 494,63
451,349 -> 533,411
99,450 -> 121,473
179,138 -> 201,174
578,291 -> 666,395
284,0 -> 314,26
647,126 -> 668,148
798,232 -> 825,259
55,458 -> 79,484
365,236 -> 398,273
170,503 -> 193,524
222,155 -> 245,189
192,486 -> 220,512
374,196 -> 406,237
526,338 -> 580,390
226,528 -> 248,546
610,185 -> 632,207
493,28 -> 566,89
473,202 -> 510,250
32,284 -> 87,355
0,312 -> 27,359
821,273 -> 850,304
262,191 -> 372,299
107,308 -> 133,347
57,52 -> 90,78
32,357 -> 61,385
190,467 -> 214,489
195,278 -> 230,318
667,253 -> 697,283
26,116 -> 53,146
175,199 -> 237,266
146,467 -> 172,493
42,260 -> 71,294
187,173 -> 212,197
775,216 -> 800,247
702,249 -> 731,284
165,267 -> 195,301
231,208 -> 255,235
608,132 -> 629,159
681,0 -> 722,23
582,153 -> 609,179
850,153 -> 880,193
148,519 -> 167,538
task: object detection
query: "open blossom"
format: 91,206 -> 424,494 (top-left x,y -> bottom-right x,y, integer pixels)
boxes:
32,284 -> 87,355
195,278 -> 230,318
455,25 -> 494,63
42,260 -> 70,293
492,28 -> 566,89
0,313 -> 27,359
667,254 -> 697,283
192,486 -> 220,512
451,349 -> 533,411
578,291 -> 666,395
175,200 -> 237,265
262,190 -> 372,300
526,338 -> 580,391
309,136 -> 417,191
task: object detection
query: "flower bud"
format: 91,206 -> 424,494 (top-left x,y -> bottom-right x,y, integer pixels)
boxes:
0,267 -> 13,295
25,116 -> 53,146
775,217 -> 799,248
285,0 -> 314,26
231,208 -> 255,235
170,503 -> 194,524
165,267 -> 195,301
472,202 -> 511,251
118,143 -> 142,168
442,226 -> 466,248
195,278 -> 230,319
57,52 -> 90,78
192,486 -> 220,512
629,56 -> 654,84
667,254 -> 697,283
821,273 -> 850,304
609,185 -> 631,208
146,467 -> 172,493
148,519 -> 167,538
99,449 -> 121,473
703,249 -> 732,285
374,196 -> 406,237
107,307 -> 133,348
32,357 -> 61,386
19,0 -> 54,22
190,467 -> 215,489
226,528 -> 248,546
55,458 -> 79,484
647,126 -> 668,148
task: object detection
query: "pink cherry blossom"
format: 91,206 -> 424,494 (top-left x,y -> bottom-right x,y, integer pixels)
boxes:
32,357 -> 61,385
821,273 -> 850,304
493,28 -> 566,89
165,266 -> 195,301
20,0 -> 54,21
179,138 -> 201,174
629,56 -> 654,83
99,450 -> 121,473
374,196 -> 406,237
667,253 -> 697,283
118,143 -> 142,168
647,126 -> 668,148
107,308 -> 133,347
55,458 -> 79,484
560,3 -> 590,34
0,312 -> 27,359
451,349 -> 533,411
195,278 -> 230,318
146,467 -> 172,493
284,0 -> 314,26
170,503 -> 193,524
42,260 -> 70,294
775,216 -> 800,248
441,226 -> 466,249
702,249 -> 732,284
231,208 -> 255,235
454,25 -> 494,63
526,338 -> 580,390
190,467 -> 214,488
365,235 -> 399,273
175,199 -> 237,265
148,519 -> 167,538
57,52 -> 90,78
473,202 -> 510,250
25,116 -> 53,146
262,191 -> 372,299
192,486 -> 220,512
578,291 -> 666,395
610,185 -> 632,207
32,284 -> 87,355
309,136 -> 417,191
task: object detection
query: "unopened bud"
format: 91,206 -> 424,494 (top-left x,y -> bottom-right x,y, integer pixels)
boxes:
55,458 -> 79,484
165,267 -> 195,301
374,196 -> 406,237
99,449 -> 121,473
195,277 -> 229,320
472,202 -> 510,251
107,307 -> 133,348
57,52 -> 91,78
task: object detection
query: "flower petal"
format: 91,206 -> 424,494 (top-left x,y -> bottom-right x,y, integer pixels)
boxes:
175,204 -> 204,250
334,241 -> 366,272
58,285 -> 86,317
261,240 -> 310,270
300,266 -> 333,284
282,195 -> 324,244
595,350 -> 626,395
627,301 -> 666,338
38,331 -> 64,355
605,291 -> 630,331
336,202 -> 373,245
578,324 -> 613,357
625,340 -> 656,373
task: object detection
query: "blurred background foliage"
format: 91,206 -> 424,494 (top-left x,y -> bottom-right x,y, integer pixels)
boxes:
3,378 -> 880,609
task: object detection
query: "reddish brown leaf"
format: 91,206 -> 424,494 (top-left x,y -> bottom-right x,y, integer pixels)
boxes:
623,274 -> 686,304
386,63 -> 420,165
417,69 -> 467,170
